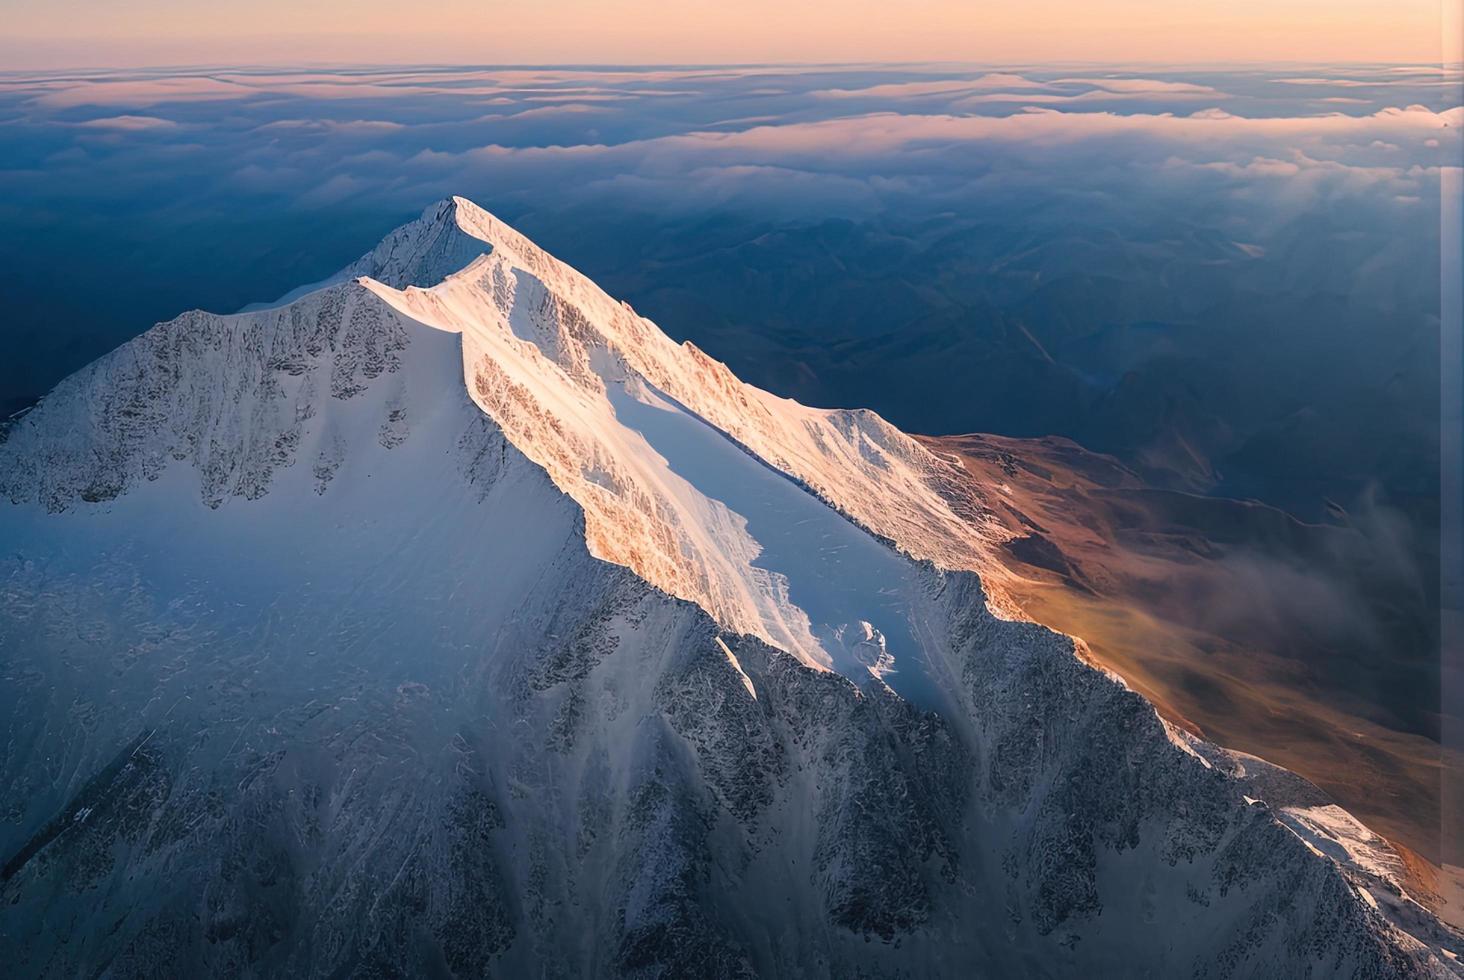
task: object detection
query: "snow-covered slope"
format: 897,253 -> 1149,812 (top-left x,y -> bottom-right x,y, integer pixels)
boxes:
367,198 -> 1011,588
0,198 -> 1458,978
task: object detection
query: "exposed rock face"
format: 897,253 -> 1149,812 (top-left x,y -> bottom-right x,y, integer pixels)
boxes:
0,284 -> 407,512
0,198 -> 1458,978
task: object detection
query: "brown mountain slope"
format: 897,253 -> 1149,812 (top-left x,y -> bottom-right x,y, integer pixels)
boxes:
922,431 -> 1461,928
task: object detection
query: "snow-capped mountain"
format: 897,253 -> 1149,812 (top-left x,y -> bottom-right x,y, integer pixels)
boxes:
0,197 -> 1457,978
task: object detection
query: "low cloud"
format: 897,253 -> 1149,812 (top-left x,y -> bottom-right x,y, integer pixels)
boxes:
5,67 -> 1456,221
73,114 -> 178,130
1051,77 -> 1221,95
32,76 -> 257,107
812,73 -> 1054,99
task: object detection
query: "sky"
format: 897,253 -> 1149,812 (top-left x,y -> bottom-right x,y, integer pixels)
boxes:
0,0 -> 1454,69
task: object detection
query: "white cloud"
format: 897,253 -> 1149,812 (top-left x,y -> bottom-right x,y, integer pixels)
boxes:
33,77 -> 256,107
73,114 -> 178,131
812,73 -> 1053,99
8,64 -> 1455,254
1051,77 -> 1221,95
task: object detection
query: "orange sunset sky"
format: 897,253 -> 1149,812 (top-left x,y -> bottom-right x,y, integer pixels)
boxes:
0,0 -> 1455,69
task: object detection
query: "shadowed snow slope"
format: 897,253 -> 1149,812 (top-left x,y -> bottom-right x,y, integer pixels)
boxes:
0,197 -> 1459,977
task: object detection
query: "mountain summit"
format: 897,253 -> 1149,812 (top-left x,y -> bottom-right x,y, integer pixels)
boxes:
1,197 -> 1458,977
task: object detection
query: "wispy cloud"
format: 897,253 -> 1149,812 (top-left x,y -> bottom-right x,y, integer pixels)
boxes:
32,76 -> 257,107
811,73 -> 1054,99
1051,77 -> 1221,94
73,114 -> 178,130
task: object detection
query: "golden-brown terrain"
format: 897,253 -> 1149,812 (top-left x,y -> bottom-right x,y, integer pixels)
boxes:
923,431 -> 1460,927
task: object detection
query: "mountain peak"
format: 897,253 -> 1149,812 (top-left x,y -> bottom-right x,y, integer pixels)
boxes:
2,200 -> 1459,977
354,200 -> 1020,692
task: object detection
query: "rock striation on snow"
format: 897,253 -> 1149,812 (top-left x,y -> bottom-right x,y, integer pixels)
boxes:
0,197 -> 1458,978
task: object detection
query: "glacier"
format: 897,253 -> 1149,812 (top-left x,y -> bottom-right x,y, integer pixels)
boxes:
0,196 -> 1459,978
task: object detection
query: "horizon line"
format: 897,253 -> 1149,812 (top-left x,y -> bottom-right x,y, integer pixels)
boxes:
5,58 -> 1463,76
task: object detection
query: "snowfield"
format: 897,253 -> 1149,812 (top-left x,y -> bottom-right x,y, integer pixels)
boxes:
0,197 -> 1458,978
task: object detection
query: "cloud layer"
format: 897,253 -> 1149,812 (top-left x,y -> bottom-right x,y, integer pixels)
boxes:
2,64 -> 1455,225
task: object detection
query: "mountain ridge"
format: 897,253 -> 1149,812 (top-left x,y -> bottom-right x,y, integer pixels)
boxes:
0,196 -> 1458,977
